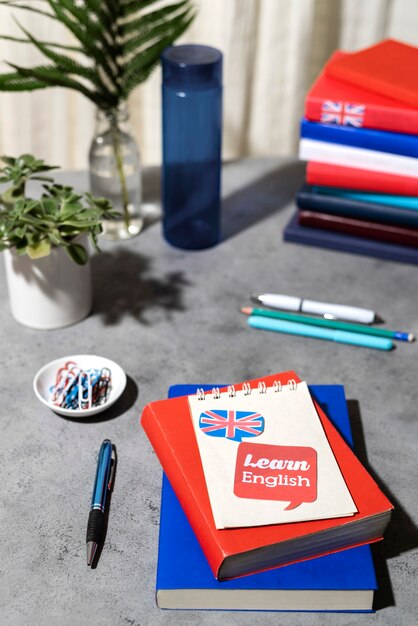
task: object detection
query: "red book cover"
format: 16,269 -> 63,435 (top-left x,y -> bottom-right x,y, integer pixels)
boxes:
325,39 -> 418,109
305,50 -> 418,134
141,371 -> 393,581
306,161 -> 418,196
298,209 -> 418,248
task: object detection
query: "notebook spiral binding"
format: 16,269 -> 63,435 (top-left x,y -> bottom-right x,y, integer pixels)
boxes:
196,379 -> 298,401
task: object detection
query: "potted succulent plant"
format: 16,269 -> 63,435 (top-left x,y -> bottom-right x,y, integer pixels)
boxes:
0,0 -> 195,240
0,153 -> 116,329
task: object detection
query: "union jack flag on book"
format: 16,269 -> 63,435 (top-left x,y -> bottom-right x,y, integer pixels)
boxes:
320,100 -> 365,127
199,409 -> 265,442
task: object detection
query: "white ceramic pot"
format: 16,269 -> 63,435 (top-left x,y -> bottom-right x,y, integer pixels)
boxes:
3,236 -> 92,329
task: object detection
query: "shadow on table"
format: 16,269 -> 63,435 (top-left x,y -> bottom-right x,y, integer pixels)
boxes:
139,159 -> 305,237
59,375 -> 138,423
221,160 -> 305,240
91,248 -> 190,325
90,160 -> 302,324
347,400 -> 418,611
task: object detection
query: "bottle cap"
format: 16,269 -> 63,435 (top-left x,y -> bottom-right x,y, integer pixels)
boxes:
162,44 -> 222,86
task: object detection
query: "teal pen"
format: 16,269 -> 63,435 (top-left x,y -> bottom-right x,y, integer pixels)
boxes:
248,315 -> 394,351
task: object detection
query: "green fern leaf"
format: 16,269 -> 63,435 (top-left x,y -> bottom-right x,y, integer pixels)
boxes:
54,0 -> 121,64
0,0 -> 195,110
14,20 -> 103,89
83,0 -> 115,34
120,0 -> 163,20
0,1 -> 57,20
122,0 -> 190,37
46,0 -> 120,91
123,12 -> 195,93
0,34 -> 82,53
7,62 -> 103,105
0,72 -> 50,91
122,8 -> 193,56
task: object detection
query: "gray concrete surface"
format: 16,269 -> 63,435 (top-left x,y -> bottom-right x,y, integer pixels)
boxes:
1,159 -> 417,626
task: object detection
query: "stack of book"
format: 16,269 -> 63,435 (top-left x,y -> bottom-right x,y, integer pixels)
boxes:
141,372 -> 393,613
284,39 -> 418,265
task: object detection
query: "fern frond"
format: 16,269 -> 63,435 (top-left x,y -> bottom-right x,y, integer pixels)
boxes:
51,0 -> 122,67
46,0 -> 120,90
6,62 -> 103,105
83,0 -> 114,34
120,0 -> 164,20
122,0 -> 190,37
0,34 -> 82,52
53,0 -> 120,63
14,19 -> 102,88
0,1 -> 56,20
124,12 -> 195,94
0,0 -> 196,110
0,72 -> 49,91
122,8 -> 193,56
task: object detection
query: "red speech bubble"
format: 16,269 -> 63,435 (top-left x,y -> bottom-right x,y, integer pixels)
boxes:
234,442 -> 317,510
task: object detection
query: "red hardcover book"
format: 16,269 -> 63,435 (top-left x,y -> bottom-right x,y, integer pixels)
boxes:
305,51 -> 418,134
306,162 -> 418,196
325,39 -> 418,109
298,209 -> 418,248
141,371 -> 393,581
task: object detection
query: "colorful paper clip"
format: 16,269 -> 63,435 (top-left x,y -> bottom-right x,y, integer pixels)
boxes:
49,362 -> 112,410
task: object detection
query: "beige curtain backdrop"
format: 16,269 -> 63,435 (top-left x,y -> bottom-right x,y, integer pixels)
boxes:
0,0 -> 418,169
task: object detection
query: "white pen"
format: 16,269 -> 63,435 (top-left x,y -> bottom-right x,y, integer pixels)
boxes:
251,293 -> 379,324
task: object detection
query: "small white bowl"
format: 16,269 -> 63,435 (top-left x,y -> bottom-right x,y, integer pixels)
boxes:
33,354 -> 127,418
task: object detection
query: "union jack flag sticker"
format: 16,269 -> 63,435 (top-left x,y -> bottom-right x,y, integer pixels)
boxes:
199,409 -> 265,442
320,100 -> 365,127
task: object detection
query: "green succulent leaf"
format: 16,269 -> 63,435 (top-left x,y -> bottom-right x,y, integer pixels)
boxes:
47,230 -> 62,246
26,238 -> 51,259
15,243 -> 28,255
66,242 -> 88,265
14,225 -> 26,238
22,199 -> 41,214
0,153 -> 118,264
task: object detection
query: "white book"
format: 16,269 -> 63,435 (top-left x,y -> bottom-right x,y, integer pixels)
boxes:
299,138 -> 418,177
188,380 -> 357,530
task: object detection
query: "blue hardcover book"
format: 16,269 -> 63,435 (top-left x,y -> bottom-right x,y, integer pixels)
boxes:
284,211 -> 418,266
301,118 -> 418,158
156,384 -> 377,612
312,186 -> 418,210
297,184 -> 418,229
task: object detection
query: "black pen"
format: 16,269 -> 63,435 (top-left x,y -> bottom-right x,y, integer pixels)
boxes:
86,439 -> 116,566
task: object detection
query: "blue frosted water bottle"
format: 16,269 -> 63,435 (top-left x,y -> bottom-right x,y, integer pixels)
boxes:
162,44 -> 222,249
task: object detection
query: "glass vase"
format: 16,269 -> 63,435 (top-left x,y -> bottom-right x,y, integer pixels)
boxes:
89,103 -> 143,240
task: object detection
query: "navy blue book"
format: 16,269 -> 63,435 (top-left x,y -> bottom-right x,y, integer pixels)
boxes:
156,384 -> 377,612
300,118 -> 418,158
297,184 -> 418,229
284,212 -> 418,266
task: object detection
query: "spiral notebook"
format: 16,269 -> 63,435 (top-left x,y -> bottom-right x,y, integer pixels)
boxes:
189,380 -> 357,529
